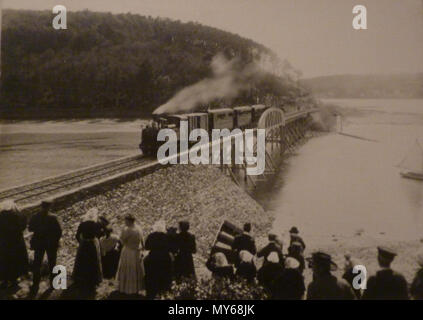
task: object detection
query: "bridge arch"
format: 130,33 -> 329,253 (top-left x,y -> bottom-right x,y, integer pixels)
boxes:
257,107 -> 286,130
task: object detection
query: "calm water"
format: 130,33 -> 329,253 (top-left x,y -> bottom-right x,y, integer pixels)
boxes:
268,99 -> 423,244
0,120 -> 145,190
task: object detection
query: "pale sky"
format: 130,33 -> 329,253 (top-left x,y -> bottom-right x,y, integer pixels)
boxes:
2,0 -> 423,78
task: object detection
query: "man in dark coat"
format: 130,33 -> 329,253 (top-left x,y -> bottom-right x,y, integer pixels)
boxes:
174,221 -> 196,279
362,246 -> 409,300
28,200 -> 62,296
306,251 -> 355,300
0,200 -> 29,289
232,223 -> 257,266
257,233 -> 284,266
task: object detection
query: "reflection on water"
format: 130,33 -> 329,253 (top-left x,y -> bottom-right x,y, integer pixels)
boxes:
261,99 -> 423,244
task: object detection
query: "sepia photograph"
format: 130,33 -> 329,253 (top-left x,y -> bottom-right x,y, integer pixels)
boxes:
0,0 -> 423,307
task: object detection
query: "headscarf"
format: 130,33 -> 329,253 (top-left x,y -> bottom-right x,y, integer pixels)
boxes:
0,199 -> 19,213
267,251 -> 279,264
239,250 -> 254,264
152,220 -> 166,233
214,252 -> 229,267
416,249 -> 423,268
285,257 -> 300,269
82,207 -> 98,222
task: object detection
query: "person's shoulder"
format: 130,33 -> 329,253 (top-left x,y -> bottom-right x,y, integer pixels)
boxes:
337,277 -> 352,289
392,270 -> 407,281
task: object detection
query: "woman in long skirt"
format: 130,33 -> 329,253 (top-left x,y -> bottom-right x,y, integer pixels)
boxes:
144,220 -> 173,299
72,208 -> 103,293
116,214 -> 145,295
100,227 -> 121,280
174,220 -> 196,280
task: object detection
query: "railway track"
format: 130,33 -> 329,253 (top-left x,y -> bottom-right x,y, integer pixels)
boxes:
0,154 -> 154,205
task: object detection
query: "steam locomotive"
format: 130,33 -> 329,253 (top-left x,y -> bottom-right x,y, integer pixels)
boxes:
139,104 -> 268,156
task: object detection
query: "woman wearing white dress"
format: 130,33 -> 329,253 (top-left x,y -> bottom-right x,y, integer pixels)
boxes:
116,214 -> 145,295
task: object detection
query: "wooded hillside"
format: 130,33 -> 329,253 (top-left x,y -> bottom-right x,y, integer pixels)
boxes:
1,10 -> 310,119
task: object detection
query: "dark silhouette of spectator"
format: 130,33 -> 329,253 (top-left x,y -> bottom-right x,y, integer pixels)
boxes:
100,227 -> 121,280
0,200 -> 29,289
166,226 -> 179,259
28,199 -> 62,297
288,241 -> 305,274
144,220 -> 173,299
289,227 -> 306,252
257,233 -> 284,266
72,208 -> 103,293
206,252 -> 234,280
235,250 -> 256,282
232,223 -> 256,266
306,251 -> 355,300
257,252 -> 284,291
342,254 -> 363,299
174,221 -> 196,280
271,257 -> 305,300
410,249 -> 423,300
362,246 -> 409,300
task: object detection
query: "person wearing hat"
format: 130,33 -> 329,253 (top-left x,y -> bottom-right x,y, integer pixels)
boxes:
72,207 -> 104,295
235,250 -> 257,282
144,219 -> 173,299
257,233 -> 284,267
28,199 -> 62,297
289,226 -> 306,253
232,223 -> 257,266
362,246 -> 409,300
174,220 -> 197,280
271,257 -> 305,300
206,252 -> 235,280
306,251 -> 355,300
257,252 -> 284,291
0,200 -> 29,290
410,248 -> 423,300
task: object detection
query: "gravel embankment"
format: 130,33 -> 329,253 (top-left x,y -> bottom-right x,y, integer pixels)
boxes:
12,164 -> 271,299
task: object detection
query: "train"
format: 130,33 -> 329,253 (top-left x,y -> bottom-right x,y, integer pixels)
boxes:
139,104 -> 269,156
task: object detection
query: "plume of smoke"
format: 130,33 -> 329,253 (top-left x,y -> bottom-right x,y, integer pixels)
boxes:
153,53 -> 262,115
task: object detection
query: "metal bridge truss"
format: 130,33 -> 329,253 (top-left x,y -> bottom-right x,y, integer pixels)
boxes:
220,108 -> 315,189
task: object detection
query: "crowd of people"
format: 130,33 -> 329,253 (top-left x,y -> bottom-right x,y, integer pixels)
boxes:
1,199 -> 423,300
